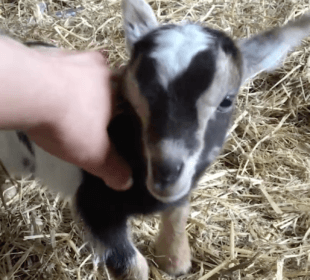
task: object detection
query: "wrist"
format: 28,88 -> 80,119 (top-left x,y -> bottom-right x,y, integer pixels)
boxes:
0,38 -> 67,131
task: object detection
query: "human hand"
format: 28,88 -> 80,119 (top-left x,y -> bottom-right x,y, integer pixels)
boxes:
0,37 -> 132,190
26,50 -> 132,191
0,44 -> 130,192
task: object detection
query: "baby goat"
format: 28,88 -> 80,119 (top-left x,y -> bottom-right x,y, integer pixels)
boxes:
1,0 -> 310,279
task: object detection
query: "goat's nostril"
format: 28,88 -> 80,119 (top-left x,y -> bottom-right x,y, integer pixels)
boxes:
154,182 -> 166,192
152,161 -> 184,188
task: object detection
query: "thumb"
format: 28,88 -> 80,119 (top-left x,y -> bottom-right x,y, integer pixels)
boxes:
98,143 -> 133,191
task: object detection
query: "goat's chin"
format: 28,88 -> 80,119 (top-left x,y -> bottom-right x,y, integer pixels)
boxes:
146,184 -> 189,203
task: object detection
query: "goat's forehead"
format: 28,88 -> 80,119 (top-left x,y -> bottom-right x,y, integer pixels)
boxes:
130,23 -> 240,145
149,24 -> 213,82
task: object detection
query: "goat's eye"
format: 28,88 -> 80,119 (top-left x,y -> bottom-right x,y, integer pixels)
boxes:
218,95 -> 233,112
220,96 -> 232,107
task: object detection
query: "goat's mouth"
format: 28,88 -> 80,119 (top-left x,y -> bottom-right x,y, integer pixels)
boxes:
146,181 -> 190,203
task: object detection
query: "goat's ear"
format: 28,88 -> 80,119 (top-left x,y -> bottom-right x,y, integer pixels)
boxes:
239,14 -> 310,83
122,0 -> 158,53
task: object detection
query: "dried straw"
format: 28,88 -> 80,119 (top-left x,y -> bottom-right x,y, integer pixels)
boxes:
1,0 -> 310,279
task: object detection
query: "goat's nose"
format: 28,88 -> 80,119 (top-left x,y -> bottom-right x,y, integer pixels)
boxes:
152,162 -> 183,188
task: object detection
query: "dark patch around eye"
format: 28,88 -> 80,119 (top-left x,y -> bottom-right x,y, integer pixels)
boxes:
171,49 -> 216,103
132,33 -> 216,149
163,49 -> 216,142
193,110 -> 232,185
134,51 -> 169,139
131,26 -> 217,148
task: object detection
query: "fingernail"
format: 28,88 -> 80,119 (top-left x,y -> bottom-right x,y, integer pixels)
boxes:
120,176 -> 133,191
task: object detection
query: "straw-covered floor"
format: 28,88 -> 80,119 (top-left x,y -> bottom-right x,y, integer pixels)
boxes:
1,0 -> 310,279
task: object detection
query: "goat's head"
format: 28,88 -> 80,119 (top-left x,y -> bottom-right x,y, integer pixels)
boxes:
120,0 -> 310,203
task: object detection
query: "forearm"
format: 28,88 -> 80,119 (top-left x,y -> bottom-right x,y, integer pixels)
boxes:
0,37 -> 62,130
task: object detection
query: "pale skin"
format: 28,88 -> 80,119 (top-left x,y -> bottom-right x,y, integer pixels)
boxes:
0,37 -> 131,191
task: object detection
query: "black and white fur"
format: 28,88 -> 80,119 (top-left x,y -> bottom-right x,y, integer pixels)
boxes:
1,0 -> 310,278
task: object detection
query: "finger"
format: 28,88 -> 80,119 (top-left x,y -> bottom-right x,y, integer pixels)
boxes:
99,144 -> 133,191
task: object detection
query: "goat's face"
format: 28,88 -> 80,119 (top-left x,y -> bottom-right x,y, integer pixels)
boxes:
122,0 -> 310,203
124,24 -> 242,202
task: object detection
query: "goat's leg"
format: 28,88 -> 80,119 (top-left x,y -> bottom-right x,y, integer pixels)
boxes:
154,201 -> 191,275
106,247 -> 148,280
78,216 -> 149,280
101,223 -> 149,280
75,172 -> 149,280
79,215 -> 149,280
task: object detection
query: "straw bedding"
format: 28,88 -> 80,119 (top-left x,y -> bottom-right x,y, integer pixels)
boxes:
1,0 -> 310,279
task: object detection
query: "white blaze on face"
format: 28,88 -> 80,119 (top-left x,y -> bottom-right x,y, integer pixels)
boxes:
150,24 -> 213,88
147,105 -> 218,203
146,139 -> 189,202
155,139 -> 189,162
146,47 -> 239,203
172,105 -> 217,200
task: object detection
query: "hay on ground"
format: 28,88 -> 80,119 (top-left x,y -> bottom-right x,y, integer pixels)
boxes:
1,0 -> 310,279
